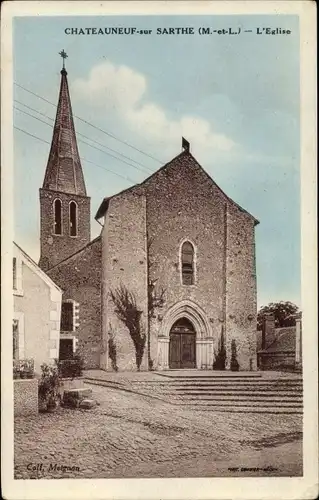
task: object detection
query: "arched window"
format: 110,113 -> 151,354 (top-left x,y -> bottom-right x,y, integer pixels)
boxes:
69,201 -> 77,236
181,241 -> 195,285
54,199 -> 62,235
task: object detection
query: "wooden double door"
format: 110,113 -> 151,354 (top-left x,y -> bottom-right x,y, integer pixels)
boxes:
169,318 -> 196,369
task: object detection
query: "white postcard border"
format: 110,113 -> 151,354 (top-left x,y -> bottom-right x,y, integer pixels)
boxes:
1,2 -> 317,499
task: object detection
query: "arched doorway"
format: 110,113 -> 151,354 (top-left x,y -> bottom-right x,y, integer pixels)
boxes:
169,318 -> 196,369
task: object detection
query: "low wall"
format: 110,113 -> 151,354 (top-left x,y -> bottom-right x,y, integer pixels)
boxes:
14,379 -> 38,416
257,351 -> 296,371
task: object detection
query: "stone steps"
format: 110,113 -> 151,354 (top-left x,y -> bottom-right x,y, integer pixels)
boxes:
179,405 -> 303,414
156,379 -> 302,385
134,384 -> 302,396
83,373 -> 303,414
141,383 -> 302,391
174,386 -> 302,394
131,375 -> 303,413
159,374 -> 263,380
130,383 -> 302,404
175,395 -> 302,404
174,391 -> 302,399
153,381 -> 302,388
139,379 -> 302,385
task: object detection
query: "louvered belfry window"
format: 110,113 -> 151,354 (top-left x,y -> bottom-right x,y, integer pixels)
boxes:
181,241 -> 194,285
54,199 -> 62,235
69,201 -> 77,236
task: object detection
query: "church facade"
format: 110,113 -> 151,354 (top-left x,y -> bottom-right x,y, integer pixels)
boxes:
39,60 -> 259,372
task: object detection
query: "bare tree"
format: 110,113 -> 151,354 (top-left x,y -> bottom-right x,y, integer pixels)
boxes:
110,285 -> 145,371
147,236 -> 166,369
108,323 -> 118,372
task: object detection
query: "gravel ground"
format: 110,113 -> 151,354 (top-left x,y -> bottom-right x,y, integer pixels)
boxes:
14,383 -> 302,479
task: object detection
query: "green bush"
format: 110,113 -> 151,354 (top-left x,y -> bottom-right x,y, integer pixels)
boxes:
38,362 -> 62,411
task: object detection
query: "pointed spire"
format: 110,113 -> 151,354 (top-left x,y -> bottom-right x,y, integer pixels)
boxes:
42,51 -> 86,196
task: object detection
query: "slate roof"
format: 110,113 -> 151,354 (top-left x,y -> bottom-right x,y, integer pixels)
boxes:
42,67 -> 86,196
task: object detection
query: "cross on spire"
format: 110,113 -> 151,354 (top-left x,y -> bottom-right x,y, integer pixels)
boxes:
59,49 -> 68,70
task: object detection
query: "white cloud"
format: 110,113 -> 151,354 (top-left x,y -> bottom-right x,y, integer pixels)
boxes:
72,61 -> 236,154
73,62 -> 146,112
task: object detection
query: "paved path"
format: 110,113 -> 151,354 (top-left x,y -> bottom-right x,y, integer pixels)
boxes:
14,383 -> 302,479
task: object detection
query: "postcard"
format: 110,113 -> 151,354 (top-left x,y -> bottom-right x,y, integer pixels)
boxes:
1,1 -> 317,499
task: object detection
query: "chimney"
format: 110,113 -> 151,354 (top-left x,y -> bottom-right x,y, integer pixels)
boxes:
182,137 -> 190,152
261,313 -> 276,349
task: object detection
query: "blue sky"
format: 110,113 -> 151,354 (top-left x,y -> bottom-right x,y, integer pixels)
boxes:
13,15 -> 300,308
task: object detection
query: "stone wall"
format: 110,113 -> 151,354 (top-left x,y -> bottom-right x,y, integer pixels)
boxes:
225,203 -> 257,370
99,151 -> 258,372
101,188 -> 148,371
48,237 -> 102,369
14,379 -> 38,416
39,188 -> 91,271
257,352 -> 296,370
144,154 -> 227,368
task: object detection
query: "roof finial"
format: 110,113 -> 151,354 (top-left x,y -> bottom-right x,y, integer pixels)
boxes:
59,49 -> 68,73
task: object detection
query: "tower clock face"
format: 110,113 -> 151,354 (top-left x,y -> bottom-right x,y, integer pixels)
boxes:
47,236 -> 53,245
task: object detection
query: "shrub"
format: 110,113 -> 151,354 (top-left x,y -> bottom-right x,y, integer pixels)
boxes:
58,355 -> 84,378
38,362 -> 62,411
213,327 -> 226,370
230,339 -> 240,371
13,359 -> 34,379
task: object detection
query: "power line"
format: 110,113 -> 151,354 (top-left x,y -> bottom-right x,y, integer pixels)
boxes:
15,99 -> 55,121
14,105 -> 153,175
14,125 -> 137,184
14,106 -> 53,127
14,99 -> 154,173
14,81 -> 163,164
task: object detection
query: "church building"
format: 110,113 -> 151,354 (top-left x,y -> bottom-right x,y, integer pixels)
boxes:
39,57 -> 259,371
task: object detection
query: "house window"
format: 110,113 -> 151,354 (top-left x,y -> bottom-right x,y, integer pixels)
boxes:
13,319 -> 19,360
13,257 -> 17,289
54,199 -> 62,235
69,201 -> 77,237
61,302 -> 74,331
13,256 -> 23,295
181,241 -> 195,285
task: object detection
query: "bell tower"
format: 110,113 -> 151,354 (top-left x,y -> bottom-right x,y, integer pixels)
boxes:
39,51 -> 90,271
